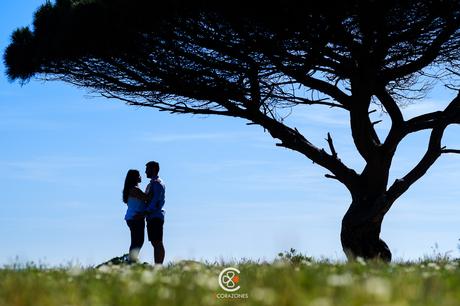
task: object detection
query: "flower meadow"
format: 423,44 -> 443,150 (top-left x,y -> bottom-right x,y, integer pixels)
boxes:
1,255 -> 460,306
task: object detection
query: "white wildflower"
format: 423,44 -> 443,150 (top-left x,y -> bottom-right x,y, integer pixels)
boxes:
273,260 -> 289,268
251,287 -> 276,304
201,293 -> 215,305
153,264 -> 165,270
444,263 -> 456,271
327,273 -> 353,287
126,280 -> 142,294
97,265 -> 112,274
422,271 -> 432,278
356,257 -> 367,265
427,262 -> 440,270
404,266 -> 416,272
364,277 -> 392,301
183,262 -> 204,271
195,273 -> 218,290
161,275 -> 181,286
119,268 -> 133,280
158,287 -> 173,299
310,297 -> 332,306
141,270 -> 157,284
67,265 -> 83,277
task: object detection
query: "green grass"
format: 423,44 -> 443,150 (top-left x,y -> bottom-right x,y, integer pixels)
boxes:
1,253 -> 460,306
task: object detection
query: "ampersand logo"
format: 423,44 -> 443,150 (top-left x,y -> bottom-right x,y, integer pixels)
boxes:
218,267 -> 241,292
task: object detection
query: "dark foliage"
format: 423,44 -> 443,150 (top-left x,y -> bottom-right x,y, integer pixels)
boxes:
5,0 -> 460,261
94,254 -> 149,268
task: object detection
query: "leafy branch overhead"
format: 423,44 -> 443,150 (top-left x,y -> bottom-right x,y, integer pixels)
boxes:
5,0 -> 460,261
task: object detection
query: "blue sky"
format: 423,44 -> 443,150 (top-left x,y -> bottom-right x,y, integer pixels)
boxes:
1,1 -> 459,266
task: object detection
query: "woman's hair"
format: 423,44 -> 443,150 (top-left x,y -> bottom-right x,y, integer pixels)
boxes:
122,169 -> 140,203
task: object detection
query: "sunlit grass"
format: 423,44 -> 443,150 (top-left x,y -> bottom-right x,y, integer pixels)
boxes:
1,251 -> 460,306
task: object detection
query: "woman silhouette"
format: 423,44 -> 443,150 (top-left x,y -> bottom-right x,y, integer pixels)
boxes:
122,169 -> 150,263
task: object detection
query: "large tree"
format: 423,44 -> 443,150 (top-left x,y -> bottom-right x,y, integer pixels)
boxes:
5,0 -> 460,261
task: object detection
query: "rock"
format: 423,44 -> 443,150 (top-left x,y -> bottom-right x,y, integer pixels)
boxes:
94,254 -> 149,269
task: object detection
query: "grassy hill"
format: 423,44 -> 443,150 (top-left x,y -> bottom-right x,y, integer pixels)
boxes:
1,251 -> 459,306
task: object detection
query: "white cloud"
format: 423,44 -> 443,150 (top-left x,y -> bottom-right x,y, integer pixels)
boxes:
0,156 -> 98,182
0,112 -> 67,130
142,131 -> 271,143
180,159 -> 273,174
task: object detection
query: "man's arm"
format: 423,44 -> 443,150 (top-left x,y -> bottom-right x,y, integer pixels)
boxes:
145,182 -> 161,213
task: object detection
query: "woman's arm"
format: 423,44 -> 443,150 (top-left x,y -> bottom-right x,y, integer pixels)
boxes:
128,187 -> 150,202
144,188 -> 154,203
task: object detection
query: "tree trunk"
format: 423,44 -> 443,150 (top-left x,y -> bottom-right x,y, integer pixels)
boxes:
340,196 -> 392,262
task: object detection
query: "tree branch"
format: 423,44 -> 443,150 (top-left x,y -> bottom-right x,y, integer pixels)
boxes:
325,174 -> 339,180
383,17 -> 460,81
101,92 -> 237,117
247,109 -> 358,191
292,98 -> 347,109
326,132 -> 338,159
349,97 -> 381,162
441,148 -> 460,154
376,86 -> 404,125
384,93 -> 460,204
265,53 -> 351,108
387,122 -> 448,203
407,92 -> 460,133
376,86 -> 407,154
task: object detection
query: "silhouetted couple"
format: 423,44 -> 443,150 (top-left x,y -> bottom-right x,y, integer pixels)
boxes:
122,161 -> 165,265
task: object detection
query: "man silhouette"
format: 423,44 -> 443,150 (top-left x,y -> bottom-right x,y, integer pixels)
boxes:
145,161 -> 166,265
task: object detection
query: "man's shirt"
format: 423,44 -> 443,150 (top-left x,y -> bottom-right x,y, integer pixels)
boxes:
145,176 -> 165,220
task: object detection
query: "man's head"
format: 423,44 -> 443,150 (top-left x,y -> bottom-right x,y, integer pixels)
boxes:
145,161 -> 160,178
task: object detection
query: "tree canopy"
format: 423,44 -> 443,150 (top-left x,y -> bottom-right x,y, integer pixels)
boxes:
5,0 -> 460,261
